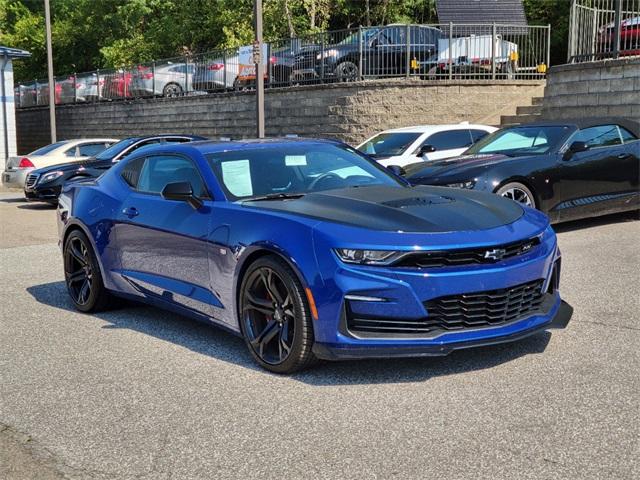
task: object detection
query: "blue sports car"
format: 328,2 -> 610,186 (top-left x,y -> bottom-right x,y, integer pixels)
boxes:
57,138 -> 565,373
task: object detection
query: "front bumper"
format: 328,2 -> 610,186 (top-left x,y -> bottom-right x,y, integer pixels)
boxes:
313,293 -> 567,360
2,168 -> 31,188
24,183 -> 61,203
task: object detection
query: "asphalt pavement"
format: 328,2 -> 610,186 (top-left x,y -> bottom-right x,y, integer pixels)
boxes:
1,191 -> 638,480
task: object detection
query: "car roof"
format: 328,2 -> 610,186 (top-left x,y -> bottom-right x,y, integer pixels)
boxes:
60,138 -> 119,146
512,118 -> 640,137
375,124 -> 496,134
162,137 -> 344,155
125,134 -> 208,142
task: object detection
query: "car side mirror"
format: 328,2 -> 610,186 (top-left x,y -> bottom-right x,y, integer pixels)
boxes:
386,165 -> 406,176
161,181 -> 203,209
418,144 -> 436,157
563,141 -> 589,160
370,38 -> 379,48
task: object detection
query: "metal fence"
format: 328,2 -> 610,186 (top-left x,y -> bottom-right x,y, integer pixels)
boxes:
15,22 -> 550,108
568,0 -> 640,62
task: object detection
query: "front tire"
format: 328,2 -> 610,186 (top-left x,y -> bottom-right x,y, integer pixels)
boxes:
239,256 -> 317,374
64,230 -> 111,312
496,182 -> 536,209
163,82 -> 183,97
335,61 -> 359,82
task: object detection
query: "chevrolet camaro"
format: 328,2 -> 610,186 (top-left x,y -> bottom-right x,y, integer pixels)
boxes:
57,138 -> 565,373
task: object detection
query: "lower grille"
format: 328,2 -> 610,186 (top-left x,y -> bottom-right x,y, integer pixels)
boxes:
346,279 -> 546,336
425,280 -> 546,330
25,173 -> 39,188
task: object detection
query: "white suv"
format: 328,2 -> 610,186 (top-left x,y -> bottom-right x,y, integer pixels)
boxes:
357,123 -> 497,167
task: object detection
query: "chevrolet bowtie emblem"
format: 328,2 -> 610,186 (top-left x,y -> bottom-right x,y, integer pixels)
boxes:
484,248 -> 506,261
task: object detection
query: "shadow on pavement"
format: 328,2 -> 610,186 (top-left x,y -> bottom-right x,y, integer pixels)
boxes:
27,280 -> 555,385
553,210 -> 639,233
17,203 -> 57,210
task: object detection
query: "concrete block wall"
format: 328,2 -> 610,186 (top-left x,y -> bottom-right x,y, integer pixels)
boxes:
16,79 -> 545,154
541,57 -> 640,120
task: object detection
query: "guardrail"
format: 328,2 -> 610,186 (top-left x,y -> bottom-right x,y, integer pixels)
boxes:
568,0 -> 640,62
14,22 -> 550,109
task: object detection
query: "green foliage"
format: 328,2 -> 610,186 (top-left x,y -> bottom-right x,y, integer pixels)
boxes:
1,0 -> 570,82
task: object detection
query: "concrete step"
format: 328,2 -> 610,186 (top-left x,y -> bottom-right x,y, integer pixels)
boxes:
516,104 -> 543,115
500,113 -> 541,126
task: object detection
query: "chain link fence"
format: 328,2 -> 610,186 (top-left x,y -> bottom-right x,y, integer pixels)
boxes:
15,22 -> 550,109
568,0 -> 640,62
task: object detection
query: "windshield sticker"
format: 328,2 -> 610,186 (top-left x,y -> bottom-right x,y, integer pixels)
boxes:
221,159 -> 253,197
285,155 -> 307,166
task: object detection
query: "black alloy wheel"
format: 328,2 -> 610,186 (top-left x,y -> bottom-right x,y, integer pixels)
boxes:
64,230 -> 111,312
163,82 -> 183,97
496,182 -> 537,209
240,256 -> 316,373
335,61 -> 359,82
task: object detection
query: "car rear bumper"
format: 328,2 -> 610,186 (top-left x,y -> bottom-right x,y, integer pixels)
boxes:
2,169 -> 31,188
313,294 -> 569,360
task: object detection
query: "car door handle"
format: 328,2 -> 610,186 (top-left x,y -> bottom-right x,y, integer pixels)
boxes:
617,153 -> 631,159
122,207 -> 139,218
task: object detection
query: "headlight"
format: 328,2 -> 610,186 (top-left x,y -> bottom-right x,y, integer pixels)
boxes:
316,49 -> 339,60
334,248 -> 400,265
39,171 -> 64,184
445,181 -> 475,189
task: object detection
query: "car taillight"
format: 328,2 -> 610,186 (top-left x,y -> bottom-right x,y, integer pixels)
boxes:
143,73 -> 153,79
208,63 -> 224,71
270,56 -> 277,64
18,157 -> 34,168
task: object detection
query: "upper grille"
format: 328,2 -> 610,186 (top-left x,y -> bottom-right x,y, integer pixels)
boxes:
25,173 -> 39,188
347,279 -> 546,336
394,236 -> 541,269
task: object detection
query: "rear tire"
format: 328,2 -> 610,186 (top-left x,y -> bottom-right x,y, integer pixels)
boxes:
239,255 -> 317,374
496,182 -> 536,209
64,230 -> 111,312
335,61 -> 359,82
163,82 -> 183,97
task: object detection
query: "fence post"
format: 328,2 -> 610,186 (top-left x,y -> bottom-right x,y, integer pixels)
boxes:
35,80 -> 39,105
448,22 -> 453,80
122,69 -> 126,99
491,22 -> 497,80
151,61 -> 156,96
96,69 -> 100,102
405,24 -> 411,78
73,73 -> 77,103
223,52 -> 227,90
184,56 -> 189,95
358,26 -> 363,80
567,0 -> 576,62
266,43 -> 272,89
546,24 -> 551,74
612,0 -> 622,59
320,34 -> 325,82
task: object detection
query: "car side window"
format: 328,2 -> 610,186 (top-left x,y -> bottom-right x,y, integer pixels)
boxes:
619,126 -> 638,143
64,146 -> 78,157
378,27 -> 405,45
137,155 -> 207,197
470,129 -> 490,144
424,130 -> 473,150
120,157 -> 145,188
78,143 -> 108,157
573,125 -> 622,148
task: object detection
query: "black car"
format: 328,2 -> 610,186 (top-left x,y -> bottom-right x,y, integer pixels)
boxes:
24,134 -> 207,204
291,25 -> 442,82
402,118 -> 639,223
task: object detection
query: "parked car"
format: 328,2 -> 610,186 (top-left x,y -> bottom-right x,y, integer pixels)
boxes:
75,72 -> 104,102
2,139 -> 118,190
24,134 -> 207,204
130,63 -> 195,97
358,123 -> 497,167
402,118 -> 640,223
57,137 -> 567,373
292,24 -> 442,82
192,57 -> 238,91
102,70 -> 133,99
598,16 -> 640,57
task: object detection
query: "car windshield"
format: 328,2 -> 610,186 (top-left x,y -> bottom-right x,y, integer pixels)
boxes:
95,138 -> 138,161
464,126 -> 571,156
29,141 -> 70,156
206,143 -> 403,201
358,132 -> 422,157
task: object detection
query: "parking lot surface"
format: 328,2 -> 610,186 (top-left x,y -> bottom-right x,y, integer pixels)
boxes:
1,190 -> 638,480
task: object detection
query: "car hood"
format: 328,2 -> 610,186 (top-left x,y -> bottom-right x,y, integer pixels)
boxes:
242,185 -> 523,233
403,153 -> 515,181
